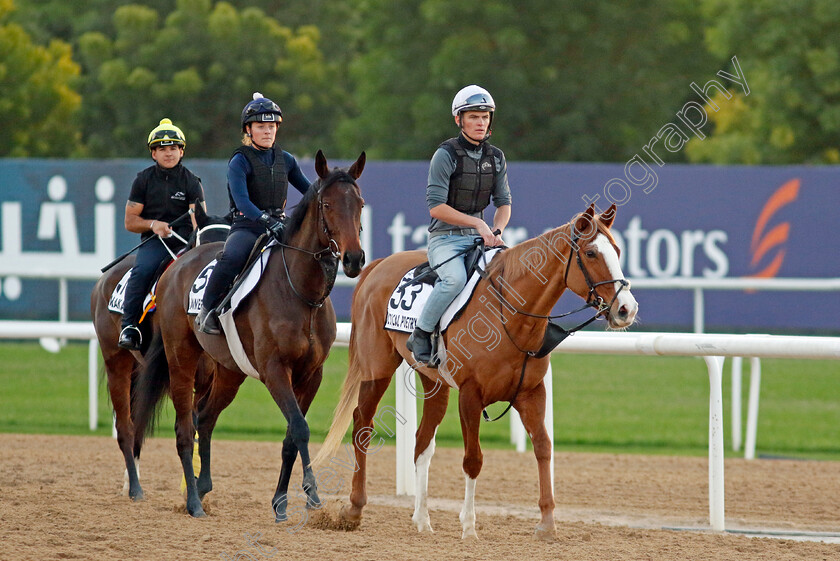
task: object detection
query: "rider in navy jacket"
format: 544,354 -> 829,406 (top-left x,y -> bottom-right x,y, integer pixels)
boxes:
195,92 -> 311,334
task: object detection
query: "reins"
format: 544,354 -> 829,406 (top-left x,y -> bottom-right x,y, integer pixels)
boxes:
475,231 -> 629,422
273,172 -> 356,309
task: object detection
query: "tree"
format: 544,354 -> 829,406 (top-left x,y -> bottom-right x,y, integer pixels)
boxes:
0,0 -> 81,157
13,0 -> 173,44
687,0 -> 840,164
76,0 -> 340,158
334,0 -> 720,162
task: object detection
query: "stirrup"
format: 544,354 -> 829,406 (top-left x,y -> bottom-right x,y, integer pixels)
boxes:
118,325 -> 142,350
195,306 -> 221,335
406,328 -> 435,368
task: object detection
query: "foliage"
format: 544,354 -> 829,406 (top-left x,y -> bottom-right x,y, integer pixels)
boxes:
5,0 -> 840,163
73,0 -> 342,159
334,0 -> 721,162
687,0 -> 840,164
0,0 -> 81,157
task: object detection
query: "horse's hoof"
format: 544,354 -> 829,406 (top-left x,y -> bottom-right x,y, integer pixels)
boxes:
534,525 -> 556,542
414,521 -> 433,533
412,514 -> 433,532
129,488 -> 144,502
461,528 -> 479,540
187,499 -> 206,518
305,489 -> 322,510
274,512 -> 288,523
188,507 -> 206,518
338,504 -> 362,528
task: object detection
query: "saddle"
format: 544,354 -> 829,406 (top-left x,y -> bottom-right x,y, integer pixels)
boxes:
108,257 -> 174,321
409,245 -> 491,288
214,233 -> 272,313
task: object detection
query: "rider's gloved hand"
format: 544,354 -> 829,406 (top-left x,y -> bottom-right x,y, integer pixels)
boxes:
258,212 -> 285,240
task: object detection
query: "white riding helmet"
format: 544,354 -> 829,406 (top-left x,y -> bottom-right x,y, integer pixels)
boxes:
451,85 -> 495,117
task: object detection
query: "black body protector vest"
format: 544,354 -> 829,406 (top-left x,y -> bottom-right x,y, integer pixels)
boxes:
440,137 -> 499,215
229,145 -> 288,216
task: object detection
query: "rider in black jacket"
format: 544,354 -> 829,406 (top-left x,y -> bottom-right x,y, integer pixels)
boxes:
118,118 -> 204,350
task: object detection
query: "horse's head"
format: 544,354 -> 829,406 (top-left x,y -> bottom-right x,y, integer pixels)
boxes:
564,204 -> 637,329
188,202 -> 231,248
313,150 -> 366,277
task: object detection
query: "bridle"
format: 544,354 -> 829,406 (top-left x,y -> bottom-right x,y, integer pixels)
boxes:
477,230 -> 629,422
563,234 -> 630,316
481,231 -> 629,336
277,172 -> 361,308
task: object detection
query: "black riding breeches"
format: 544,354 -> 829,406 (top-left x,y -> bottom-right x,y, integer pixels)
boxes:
201,221 -> 264,310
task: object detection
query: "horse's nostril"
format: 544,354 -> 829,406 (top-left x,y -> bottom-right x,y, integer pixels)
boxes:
618,305 -> 628,319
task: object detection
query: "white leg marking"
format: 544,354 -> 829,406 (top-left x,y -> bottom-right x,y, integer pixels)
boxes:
459,472 -> 478,539
412,434 -> 436,532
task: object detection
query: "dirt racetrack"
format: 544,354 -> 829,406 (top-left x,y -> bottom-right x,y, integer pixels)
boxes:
1,433 -> 839,560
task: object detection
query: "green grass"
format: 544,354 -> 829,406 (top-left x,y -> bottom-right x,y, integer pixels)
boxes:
1,342 -> 838,459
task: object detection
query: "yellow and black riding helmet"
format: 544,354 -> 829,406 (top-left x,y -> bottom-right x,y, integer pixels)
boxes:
147,118 -> 186,152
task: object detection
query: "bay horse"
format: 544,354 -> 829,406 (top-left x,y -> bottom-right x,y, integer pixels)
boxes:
314,204 -> 637,540
133,150 -> 366,519
89,204 -> 230,501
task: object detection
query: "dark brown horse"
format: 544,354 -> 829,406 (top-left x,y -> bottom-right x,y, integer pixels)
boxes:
89,204 -> 230,500
133,150 -> 366,519
314,204 -> 637,540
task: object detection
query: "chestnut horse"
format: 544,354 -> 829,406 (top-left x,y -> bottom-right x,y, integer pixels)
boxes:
89,204 -> 230,501
314,204 -> 637,540
133,151 -> 366,519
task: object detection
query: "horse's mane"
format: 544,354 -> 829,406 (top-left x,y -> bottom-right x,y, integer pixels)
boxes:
283,169 -> 357,242
487,211 -> 617,282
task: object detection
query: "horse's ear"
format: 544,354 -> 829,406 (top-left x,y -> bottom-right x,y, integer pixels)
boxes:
599,203 -> 617,229
574,205 -> 597,240
348,151 -> 366,180
315,149 -> 329,179
193,199 -> 207,227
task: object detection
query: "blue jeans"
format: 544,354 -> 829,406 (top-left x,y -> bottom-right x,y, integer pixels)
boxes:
416,234 -> 477,333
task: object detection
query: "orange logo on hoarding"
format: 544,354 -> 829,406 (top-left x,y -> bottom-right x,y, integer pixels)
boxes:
749,179 -> 799,278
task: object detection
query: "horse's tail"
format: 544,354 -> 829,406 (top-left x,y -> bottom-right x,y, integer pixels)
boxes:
312,332 -> 362,467
130,328 -> 170,449
313,258 -> 385,467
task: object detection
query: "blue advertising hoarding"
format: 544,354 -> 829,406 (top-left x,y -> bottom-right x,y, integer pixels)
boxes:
0,158 -> 837,333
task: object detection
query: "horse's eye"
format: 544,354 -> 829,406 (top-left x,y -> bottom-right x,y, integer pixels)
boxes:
322,202 -> 331,209
585,250 -> 596,258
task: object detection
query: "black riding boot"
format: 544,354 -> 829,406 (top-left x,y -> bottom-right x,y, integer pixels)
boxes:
195,305 -> 221,335
406,327 -> 434,366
